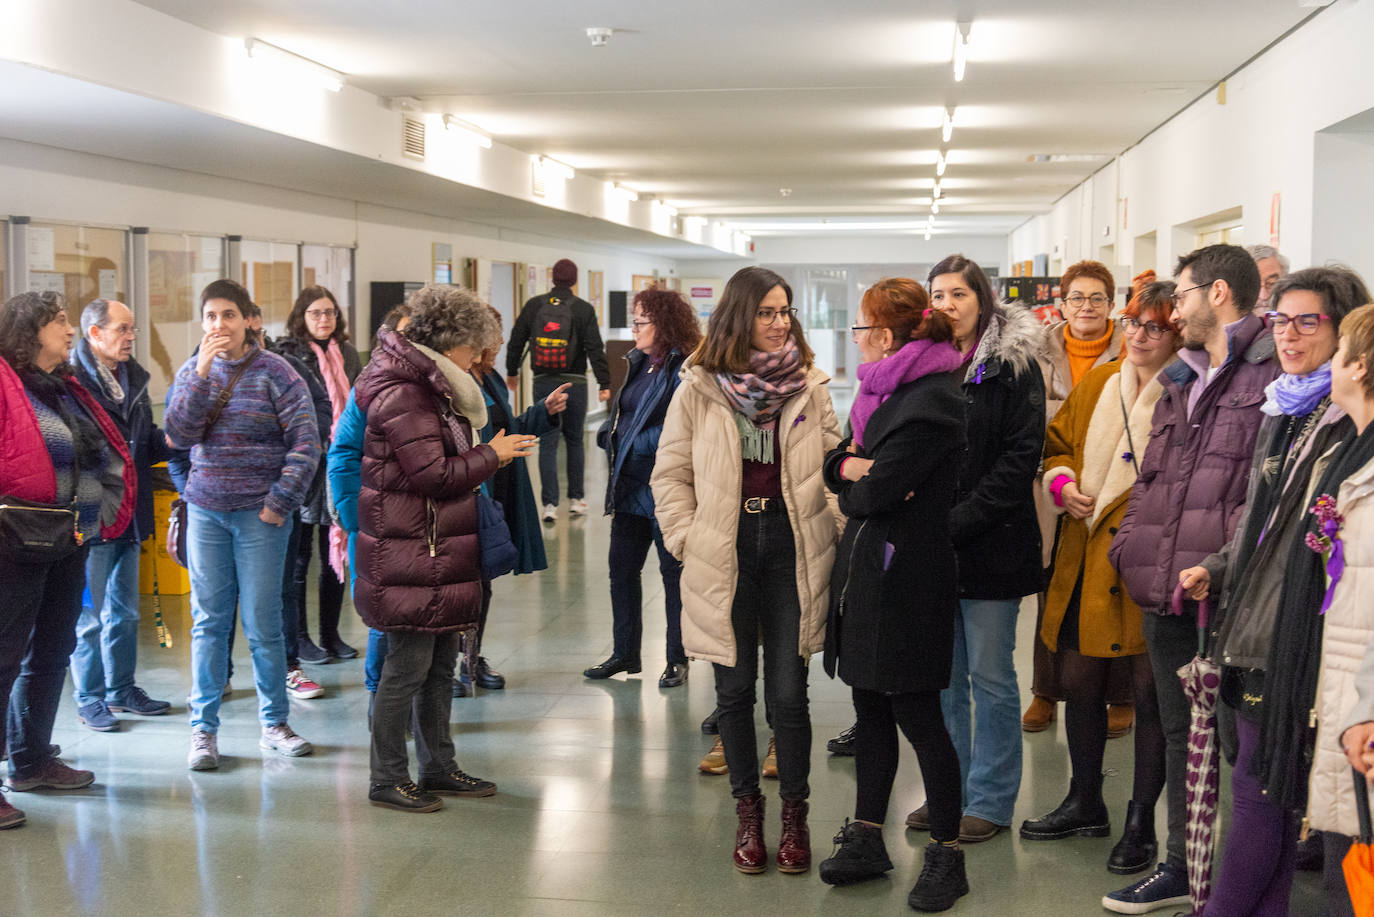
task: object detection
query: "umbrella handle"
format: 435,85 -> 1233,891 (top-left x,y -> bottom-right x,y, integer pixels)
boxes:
1355,766 -> 1373,844
1171,582 -> 1213,630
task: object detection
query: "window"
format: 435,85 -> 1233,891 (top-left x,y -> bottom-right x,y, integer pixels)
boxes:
300,243 -> 355,333
146,232 -> 225,401
239,240 -> 299,338
27,222 -> 127,327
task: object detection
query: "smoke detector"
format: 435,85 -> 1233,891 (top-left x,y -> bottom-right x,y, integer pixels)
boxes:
586,27 -> 613,47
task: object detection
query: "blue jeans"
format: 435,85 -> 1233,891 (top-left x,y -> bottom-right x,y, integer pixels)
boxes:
186,504 -> 291,732
939,597 -> 1023,825
364,629 -> 388,694
534,376 -> 587,506
608,512 -> 685,664
1,547 -> 88,777
70,539 -> 143,706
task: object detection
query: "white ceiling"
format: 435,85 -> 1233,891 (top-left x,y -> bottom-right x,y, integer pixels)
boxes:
128,0 -> 1319,235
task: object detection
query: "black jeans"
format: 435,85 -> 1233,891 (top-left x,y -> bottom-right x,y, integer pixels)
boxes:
608,512 -> 684,664
370,630 -> 459,785
1141,610 -> 1201,869
853,686 -> 962,842
713,508 -> 811,801
1,547 -> 88,777
295,521 -> 345,643
534,376 -> 587,506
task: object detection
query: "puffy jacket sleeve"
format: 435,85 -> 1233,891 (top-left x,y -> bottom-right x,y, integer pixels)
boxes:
328,390 -> 365,534
374,386 -> 499,498
949,360 -> 1046,546
650,384 -> 697,560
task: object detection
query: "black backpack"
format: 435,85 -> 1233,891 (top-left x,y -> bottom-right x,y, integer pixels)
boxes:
529,294 -> 577,373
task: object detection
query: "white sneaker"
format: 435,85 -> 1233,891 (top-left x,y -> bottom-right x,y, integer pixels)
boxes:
260,724 -> 313,757
542,503 -> 557,522
188,730 -> 219,771
569,498 -> 588,516
285,668 -> 324,700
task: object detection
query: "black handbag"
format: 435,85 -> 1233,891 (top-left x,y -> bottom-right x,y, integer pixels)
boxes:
0,493 -> 82,562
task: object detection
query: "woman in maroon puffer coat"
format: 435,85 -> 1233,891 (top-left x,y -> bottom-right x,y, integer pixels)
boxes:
352,284 -> 536,813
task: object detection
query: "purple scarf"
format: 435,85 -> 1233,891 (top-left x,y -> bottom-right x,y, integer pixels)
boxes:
851,339 -> 965,448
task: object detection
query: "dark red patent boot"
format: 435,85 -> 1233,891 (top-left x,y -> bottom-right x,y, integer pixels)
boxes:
777,798 -> 811,873
734,794 -> 767,874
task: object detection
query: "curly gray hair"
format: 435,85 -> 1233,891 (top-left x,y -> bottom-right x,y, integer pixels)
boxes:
402,284 -> 500,354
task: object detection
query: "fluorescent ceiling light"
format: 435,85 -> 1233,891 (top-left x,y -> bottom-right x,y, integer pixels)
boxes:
541,157 -> 575,180
1027,153 -> 1108,163
442,114 -> 493,148
952,21 -> 971,82
936,152 -> 947,177
924,230 -> 932,241
245,38 -> 344,92
931,200 -> 940,215
942,108 -> 955,144
932,180 -> 942,199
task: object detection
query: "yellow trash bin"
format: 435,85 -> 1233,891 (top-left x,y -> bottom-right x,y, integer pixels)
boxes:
139,474 -> 190,596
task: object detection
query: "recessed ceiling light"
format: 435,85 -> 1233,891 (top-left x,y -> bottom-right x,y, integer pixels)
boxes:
779,188 -> 793,197
952,21 -> 971,82
942,107 -> 956,144
586,27 -> 613,47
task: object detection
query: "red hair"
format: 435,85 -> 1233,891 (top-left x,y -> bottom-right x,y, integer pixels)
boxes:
1122,270 -> 1178,330
1060,260 -> 1116,300
861,278 -> 954,347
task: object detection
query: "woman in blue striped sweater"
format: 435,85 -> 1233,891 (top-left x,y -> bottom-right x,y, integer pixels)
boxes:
166,279 -> 321,771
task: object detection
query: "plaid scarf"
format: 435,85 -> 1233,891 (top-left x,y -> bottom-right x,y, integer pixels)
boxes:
714,341 -> 807,426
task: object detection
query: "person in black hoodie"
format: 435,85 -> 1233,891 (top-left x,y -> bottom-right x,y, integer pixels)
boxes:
587,288 -> 702,687
817,279 -> 970,912
907,254 -> 1046,844
505,259 -> 610,520
68,299 -> 172,731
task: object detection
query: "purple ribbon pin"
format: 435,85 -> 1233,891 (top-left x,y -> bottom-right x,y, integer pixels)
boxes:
793,414 -> 806,427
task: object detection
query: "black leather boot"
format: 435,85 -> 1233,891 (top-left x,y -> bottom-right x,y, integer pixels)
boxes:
1106,799 -> 1158,874
1019,775 -> 1110,840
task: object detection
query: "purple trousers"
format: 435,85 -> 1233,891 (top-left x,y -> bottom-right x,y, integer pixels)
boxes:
1202,712 -> 1298,916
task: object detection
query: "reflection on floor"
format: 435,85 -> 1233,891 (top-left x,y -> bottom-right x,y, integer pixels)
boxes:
5,429 -> 1324,916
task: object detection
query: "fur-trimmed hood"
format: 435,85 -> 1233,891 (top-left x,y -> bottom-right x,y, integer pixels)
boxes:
964,304 -> 1045,385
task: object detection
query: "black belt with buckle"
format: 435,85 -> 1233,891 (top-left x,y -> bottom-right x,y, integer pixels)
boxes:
743,497 -> 781,514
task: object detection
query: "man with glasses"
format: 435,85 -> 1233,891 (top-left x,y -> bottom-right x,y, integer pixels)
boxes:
1024,261 -> 1132,738
1103,244 -> 1277,914
69,299 -> 172,730
1246,243 -> 1290,312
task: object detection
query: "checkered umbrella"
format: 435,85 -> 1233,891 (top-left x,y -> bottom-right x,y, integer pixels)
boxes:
1174,585 -> 1220,917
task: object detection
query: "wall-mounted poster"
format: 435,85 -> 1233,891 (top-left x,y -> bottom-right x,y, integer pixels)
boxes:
632,274 -> 657,293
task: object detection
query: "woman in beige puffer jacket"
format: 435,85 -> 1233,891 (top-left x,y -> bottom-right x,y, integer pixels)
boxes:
652,266 -> 842,877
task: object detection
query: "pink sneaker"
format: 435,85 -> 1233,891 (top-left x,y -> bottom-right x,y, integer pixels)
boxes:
286,668 -> 324,699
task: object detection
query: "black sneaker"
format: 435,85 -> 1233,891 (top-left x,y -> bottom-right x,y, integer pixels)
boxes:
297,636 -> 331,665
827,723 -> 857,756
819,819 -> 893,885
419,767 -> 497,797
701,708 -> 720,735
908,843 -> 969,912
368,782 -> 441,813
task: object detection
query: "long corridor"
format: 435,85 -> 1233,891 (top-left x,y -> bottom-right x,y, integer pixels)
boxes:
4,426 -> 1325,916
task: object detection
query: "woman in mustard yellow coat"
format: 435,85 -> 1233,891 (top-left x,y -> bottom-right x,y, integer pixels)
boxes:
1019,276 -> 1179,877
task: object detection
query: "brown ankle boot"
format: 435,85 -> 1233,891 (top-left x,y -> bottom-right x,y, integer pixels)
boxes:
777,798 -> 811,873
734,794 -> 767,874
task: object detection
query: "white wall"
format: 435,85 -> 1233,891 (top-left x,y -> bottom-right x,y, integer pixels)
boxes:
1010,0 -> 1374,281
0,138 -> 678,332
1312,126 -> 1374,283
753,234 -> 1008,269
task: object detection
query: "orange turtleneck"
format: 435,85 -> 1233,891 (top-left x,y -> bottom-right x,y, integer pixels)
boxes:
1064,324 -> 1114,387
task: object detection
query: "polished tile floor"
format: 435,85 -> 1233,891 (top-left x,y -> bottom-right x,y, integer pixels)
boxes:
5,421 -> 1325,916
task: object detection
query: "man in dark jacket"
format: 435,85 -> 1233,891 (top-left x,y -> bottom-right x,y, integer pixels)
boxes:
69,299 -> 172,730
505,258 -> 610,520
1104,244 -> 1277,914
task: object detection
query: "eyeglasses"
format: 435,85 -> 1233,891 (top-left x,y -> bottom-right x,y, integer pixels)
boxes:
1120,316 -> 1172,340
631,319 -> 653,329
1264,311 -> 1332,335
849,324 -> 877,341
101,323 -> 137,338
756,307 -> 796,325
1169,282 -> 1211,306
305,308 -> 338,320
1063,293 -> 1111,308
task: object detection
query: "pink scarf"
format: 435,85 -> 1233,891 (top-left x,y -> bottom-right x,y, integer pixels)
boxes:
850,339 -> 965,449
310,339 -> 350,583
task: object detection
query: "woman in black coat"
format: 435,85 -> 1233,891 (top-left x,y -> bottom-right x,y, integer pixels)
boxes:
817,279 -> 970,912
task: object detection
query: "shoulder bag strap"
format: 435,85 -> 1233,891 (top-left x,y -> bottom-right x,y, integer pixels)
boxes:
203,348 -> 262,438
1118,381 -> 1140,476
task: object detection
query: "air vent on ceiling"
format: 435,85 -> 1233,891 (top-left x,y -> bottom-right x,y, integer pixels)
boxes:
401,115 -> 425,161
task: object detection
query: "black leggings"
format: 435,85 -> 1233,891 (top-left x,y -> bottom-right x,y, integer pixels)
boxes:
852,686 -> 962,843
1060,646 -> 1156,796
295,522 -> 345,642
